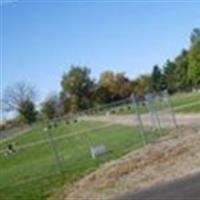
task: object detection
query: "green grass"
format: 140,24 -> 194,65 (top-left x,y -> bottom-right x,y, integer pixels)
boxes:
174,103 -> 200,113
170,92 -> 200,113
2,91 -> 198,199
0,120 -> 160,200
106,92 -> 200,115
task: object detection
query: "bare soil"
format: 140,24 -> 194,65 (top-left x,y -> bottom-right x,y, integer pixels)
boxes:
81,113 -> 200,128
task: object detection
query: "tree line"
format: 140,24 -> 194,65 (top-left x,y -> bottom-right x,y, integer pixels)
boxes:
1,28 -> 200,126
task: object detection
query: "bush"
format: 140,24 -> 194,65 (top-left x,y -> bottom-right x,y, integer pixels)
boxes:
110,110 -> 116,114
0,124 -> 6,131
74,119 -> 78,123
53,122 -> 58,128
119,107 -> 124,112
127,105 -> 132,110
47,124 -> 52,129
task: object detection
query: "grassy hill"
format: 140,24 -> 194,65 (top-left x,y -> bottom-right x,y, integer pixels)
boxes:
0,92 -> 199,199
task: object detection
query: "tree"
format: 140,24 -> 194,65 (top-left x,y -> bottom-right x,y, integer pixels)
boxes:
99,71 -> 132,101
161,28 -> 200,92
132,74 -> 152,96
174,50 -> 190,90
93,84 -> 112,104
151,65 -> 163,92
163,60 -> 178,93
18,100 -> 37,124
41,94 -> 59,120
60,66 -> 94,111
190,28 -> 200,45
59,91 -> 71,114
114,73 -> 132,98
3,82 -> 37,124
188,39 -> 200,88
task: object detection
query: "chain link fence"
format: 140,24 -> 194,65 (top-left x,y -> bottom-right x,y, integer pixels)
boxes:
0,90 -> 177,200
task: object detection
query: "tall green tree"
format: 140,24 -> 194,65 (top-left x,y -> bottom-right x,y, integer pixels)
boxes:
41,94 -> 59,120
59,91 -> 71,114
174,50 -> 190,90
19,100 -> 37,124
190,28 -> 200,45
163,60 -> 178,93
187,28 -> 200,88
60,66 -> 94,111
151,65 -> 163,92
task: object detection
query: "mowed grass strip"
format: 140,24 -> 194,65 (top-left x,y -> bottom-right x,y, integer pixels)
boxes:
170,92 -> 200,113
109,92 -> 200,114
0,120 -> 152,200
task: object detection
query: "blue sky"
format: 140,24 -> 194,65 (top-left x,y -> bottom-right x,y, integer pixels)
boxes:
1,0 -> 200,102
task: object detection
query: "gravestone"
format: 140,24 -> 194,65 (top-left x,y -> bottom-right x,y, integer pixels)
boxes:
90,144 -> 107,159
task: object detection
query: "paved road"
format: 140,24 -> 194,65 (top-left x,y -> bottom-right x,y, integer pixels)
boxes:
117,173 -> 200,200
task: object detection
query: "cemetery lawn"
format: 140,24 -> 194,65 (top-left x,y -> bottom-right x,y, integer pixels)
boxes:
0,120 -> 160,200
111,92 -> 200,115
170,92 -> 200,113
1,92 -> 198,199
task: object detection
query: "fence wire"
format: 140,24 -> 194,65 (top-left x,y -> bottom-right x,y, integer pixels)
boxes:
0,90 -> 178,200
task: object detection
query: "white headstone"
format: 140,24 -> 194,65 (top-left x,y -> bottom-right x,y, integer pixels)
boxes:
90,144 -> 107,159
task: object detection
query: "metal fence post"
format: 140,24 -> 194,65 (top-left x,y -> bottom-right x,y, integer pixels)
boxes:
163,90 -> 178,128
131,94 -> 146,145
145,93 -> 162,132
170,104 -> 178,128
152,95 -> 162,131
44,128 -> 63,175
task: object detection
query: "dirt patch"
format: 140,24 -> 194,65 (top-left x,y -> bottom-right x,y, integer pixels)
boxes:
63,126 -> 200,200
81,114 -> 200,128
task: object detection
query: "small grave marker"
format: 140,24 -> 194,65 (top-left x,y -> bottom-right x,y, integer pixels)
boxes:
90,144 -> 107,159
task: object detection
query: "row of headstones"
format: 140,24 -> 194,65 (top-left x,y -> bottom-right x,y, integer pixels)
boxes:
44,102 -> 136,130
45,118 -> 79,130
44,103 -> 133,129
79,104 -> 133,116
45,91 -> 171,131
